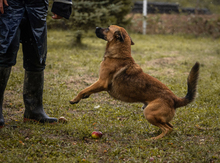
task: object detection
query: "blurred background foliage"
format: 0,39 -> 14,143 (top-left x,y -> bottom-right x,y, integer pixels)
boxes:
47,0 -> 220,42
47,0 -> 133,43
133,0 -> 220,14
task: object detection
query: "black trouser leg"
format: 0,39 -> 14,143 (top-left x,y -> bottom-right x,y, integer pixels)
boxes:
23,70 -> 57,123
0,67 -> 11,128
0,24 -> 19,128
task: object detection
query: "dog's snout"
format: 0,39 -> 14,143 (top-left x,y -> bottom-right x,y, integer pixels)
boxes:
95,27 -> 105,40
95,27 -> 101,33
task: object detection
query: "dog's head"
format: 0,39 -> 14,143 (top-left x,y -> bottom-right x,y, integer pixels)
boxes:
95,25 -> 134,45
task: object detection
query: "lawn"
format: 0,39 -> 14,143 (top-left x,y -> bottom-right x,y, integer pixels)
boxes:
0,29 -> 220,162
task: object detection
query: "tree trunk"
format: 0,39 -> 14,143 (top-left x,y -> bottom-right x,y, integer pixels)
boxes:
74,30 -> 82,45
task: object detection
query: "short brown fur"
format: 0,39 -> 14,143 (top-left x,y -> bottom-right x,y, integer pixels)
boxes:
70,25 -> 200,139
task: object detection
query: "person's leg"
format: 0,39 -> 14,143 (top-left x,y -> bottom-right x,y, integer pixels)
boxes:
20,13 -> 57,123
0,67 -> 12,128
0,28 -> 21,128
23,71 -> 57,123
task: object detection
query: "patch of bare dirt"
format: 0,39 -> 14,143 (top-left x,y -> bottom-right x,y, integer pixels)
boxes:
146,57 -> 177,67
67,75 -> 97,86
144,57 -> 182,76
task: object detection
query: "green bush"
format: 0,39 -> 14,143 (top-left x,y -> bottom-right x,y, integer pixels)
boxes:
47,0 -> 133,43
70,0 -> 133,29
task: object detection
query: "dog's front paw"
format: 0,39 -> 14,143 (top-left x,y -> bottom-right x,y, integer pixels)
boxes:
69,100 -> 79,104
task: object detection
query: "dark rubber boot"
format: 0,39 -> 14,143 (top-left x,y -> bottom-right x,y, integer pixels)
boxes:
0,67 -> 11,128
23,70 -> 57,123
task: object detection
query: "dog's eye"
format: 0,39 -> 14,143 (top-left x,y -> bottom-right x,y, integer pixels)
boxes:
106,27 -> 109,31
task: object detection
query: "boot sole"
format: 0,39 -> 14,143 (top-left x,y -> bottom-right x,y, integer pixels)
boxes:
24,118 -> 57,124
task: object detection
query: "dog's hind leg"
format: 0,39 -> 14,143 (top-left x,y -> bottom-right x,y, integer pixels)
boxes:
159,123 -> 173,139
144,115 -> 173,139
143,99 -> 175,139
152,123 -> 172,140
167,122 -> 173,129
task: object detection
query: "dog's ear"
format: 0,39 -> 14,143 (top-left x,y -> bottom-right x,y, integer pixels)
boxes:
114,30 -> 134,45
129,35 -> 135,45
114,30 -> 125,42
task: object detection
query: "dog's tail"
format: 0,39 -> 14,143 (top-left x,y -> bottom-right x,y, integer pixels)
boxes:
174,62 -> 200,109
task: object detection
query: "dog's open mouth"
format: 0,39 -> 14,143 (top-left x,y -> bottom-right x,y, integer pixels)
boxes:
95,27 -> 106,40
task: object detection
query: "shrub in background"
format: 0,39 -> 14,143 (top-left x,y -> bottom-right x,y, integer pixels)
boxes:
47,0 -> 133,44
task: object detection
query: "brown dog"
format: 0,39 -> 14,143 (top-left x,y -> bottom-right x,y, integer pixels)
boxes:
70,25 -> 200,139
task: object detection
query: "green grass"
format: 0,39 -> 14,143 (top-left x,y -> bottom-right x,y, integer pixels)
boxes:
1,30 -> 220,162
